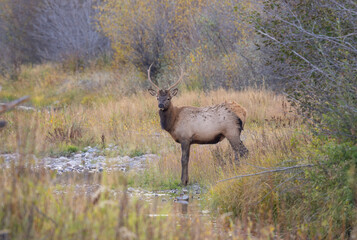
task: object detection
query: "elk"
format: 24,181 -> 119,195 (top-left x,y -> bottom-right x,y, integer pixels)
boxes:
147,65 -> 248,186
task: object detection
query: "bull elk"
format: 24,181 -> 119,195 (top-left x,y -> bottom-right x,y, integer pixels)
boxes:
147,65 -> 248,186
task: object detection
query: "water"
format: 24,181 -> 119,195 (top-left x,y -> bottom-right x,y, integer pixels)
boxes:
1,151 -> 215,230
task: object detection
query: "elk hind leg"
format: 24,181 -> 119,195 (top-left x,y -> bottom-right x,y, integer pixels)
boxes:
225,133 -> 242,165
239,141 -> 249,158
225,128 -> 248,165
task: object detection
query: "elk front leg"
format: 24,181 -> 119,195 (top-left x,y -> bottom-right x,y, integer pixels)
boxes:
180,142 -> 191,186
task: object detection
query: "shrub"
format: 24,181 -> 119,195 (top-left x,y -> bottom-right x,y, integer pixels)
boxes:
32,0 -> 110,70
254,0 -> 357,142
302,142 -> 357,238
97,0 -> 265,89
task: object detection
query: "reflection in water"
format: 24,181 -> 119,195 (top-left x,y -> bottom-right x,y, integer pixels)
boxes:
50,171 -> 210,226
181,202 -> 188,214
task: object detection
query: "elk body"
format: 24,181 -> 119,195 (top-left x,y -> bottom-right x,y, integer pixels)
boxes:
148,66 -> 248,186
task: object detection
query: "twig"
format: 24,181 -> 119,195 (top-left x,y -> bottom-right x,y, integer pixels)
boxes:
34,205 -> 58,227
243,162 -> 271,170
217,164 -> 314,183
256,30 -> 337,83
255,172 -> 302,205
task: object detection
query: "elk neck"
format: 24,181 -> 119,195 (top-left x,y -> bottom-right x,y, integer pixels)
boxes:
159,102 -> 177,132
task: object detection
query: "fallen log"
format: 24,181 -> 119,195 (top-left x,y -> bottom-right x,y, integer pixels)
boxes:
0,88 -> 30,129
0,96 -> 30,114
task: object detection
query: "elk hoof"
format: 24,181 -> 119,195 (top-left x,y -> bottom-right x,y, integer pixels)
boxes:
181,178 -> 189,186
239,143 -> 249,158
239,149 -> 249,158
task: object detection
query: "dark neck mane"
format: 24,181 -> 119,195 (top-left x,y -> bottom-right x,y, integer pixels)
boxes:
159,103 -> 177,132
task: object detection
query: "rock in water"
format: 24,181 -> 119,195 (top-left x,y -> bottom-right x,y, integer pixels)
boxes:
176,194 -> 189,202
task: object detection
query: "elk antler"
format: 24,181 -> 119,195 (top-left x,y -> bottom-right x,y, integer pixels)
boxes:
167,66 -> 185,90
147,63 -> 160,91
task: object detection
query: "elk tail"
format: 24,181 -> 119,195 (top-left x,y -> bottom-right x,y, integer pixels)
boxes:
226,101 -> 247,130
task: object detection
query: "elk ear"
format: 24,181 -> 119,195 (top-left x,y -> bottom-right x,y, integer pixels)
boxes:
171,88 -> 178,97
148,88 -> 157,96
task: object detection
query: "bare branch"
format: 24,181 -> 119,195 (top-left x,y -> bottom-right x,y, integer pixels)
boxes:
167,67 -> 185,90
32,0 -> 109,62
255,172 -> 303,205
257,29 -> 337,83
217,164 -> 315,183
274,15 -> 357,53
34,205 -> 58,228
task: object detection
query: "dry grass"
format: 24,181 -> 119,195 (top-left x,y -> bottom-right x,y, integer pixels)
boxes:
0,95 -> 288,239
5,64 -> 348,239
0,86 -> 300,183
0,75 -> 305,187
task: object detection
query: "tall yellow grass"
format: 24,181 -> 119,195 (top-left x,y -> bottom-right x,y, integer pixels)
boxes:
0,65 -> 319,239
1,85 -> 305,186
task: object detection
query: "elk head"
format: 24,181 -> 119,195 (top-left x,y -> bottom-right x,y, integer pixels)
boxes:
147,64 -> 184,111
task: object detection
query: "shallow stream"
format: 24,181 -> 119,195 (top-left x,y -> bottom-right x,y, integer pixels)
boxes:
0,145 -> 212,223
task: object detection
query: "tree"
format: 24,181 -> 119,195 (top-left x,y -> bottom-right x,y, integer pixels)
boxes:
0,0 -> 39,77
32,0 -> 110,69
255,0 -> 357,142
97,0 -> 202,77
97,0 -> 264,89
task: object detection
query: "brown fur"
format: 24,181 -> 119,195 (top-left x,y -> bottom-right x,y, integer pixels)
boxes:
225,101 -> 247,129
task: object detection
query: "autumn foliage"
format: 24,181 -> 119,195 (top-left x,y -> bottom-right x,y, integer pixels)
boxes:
97,0 -> 263,89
